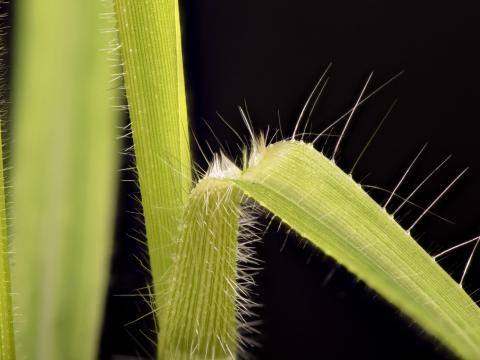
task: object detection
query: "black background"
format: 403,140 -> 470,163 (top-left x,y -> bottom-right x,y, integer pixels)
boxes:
8,1 -> 480,359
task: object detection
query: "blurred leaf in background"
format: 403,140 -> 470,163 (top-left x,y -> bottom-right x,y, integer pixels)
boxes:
10,0 -> 120,359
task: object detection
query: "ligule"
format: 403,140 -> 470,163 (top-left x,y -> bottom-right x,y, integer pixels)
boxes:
159,178 -> 242,359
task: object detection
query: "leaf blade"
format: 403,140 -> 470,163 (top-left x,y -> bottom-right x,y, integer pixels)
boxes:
234,141 -> 480,359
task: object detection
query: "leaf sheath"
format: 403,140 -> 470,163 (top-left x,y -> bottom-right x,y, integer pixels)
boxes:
160,178 -> 241,359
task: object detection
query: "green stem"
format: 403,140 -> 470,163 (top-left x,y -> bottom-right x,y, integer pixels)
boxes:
114,0 -> 192,323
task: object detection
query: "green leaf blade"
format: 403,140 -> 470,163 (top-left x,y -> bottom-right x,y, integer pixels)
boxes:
235,140 -> 480,359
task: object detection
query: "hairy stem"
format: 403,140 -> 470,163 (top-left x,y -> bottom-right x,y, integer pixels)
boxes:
160,175 -> 241,359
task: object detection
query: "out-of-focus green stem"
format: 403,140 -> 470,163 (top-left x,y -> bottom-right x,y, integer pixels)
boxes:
11,0 -> 119,358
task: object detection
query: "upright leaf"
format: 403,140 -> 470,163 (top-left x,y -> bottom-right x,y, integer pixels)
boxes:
114,0 -> 192,320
